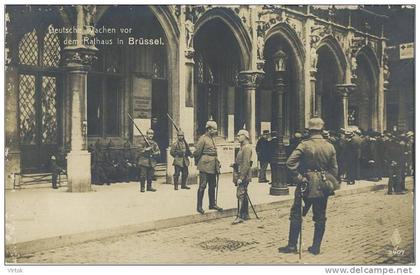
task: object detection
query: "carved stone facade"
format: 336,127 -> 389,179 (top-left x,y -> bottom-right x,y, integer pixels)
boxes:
5,5 -> 390,189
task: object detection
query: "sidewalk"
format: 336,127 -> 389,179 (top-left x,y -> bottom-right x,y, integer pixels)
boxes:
5,173 -> 395,256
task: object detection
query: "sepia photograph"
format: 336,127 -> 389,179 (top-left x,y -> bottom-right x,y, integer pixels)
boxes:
2,2 -> 416,271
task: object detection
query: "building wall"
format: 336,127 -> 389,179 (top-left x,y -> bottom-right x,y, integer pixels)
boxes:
5,5 -> 389,182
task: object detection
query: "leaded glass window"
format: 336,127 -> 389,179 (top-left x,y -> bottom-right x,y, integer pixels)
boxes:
41,76 -> 57,144
18,74 -> 37,144
42,28 -> 61,67
19,30 -> 38,66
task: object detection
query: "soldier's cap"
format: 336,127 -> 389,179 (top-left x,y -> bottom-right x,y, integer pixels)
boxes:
205,120 -> 218,130
51,155 -> 56,160
308,117 -> 325,130
177,130 -> 185,136
146,129 -> 154,134
294,132 -> 302,138
237,129 -> 250,139
263,130 -> 270,134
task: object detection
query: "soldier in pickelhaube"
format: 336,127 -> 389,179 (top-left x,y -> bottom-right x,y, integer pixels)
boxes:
193,120 -> 223,214
232,129 -> 253,224
170,130 -> 192,190
278,117 -> 338,255
137,129 -> 161,192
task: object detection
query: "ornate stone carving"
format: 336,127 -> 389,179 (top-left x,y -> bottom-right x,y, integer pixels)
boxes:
258,6 -> 298,38
310,45 -> 318,70
63,47 -> 98,68
82,5 -> 96,42
383,51 -> 390,86
256,24 -> 265,60
336,83 -> 356,97
185,17 -> 194,49
184,48 -> 195,60
310,22 -> 332,49
238,71 -> 265,89
349,35 -> 367,81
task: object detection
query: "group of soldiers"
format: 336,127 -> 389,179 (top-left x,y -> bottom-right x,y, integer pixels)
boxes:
49,115 -> 413,257
256,127 -> 414,195
89,139 -> 139,185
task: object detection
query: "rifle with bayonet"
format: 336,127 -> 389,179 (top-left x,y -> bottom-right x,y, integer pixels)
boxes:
128,113 -> 151,147
166,113 -> 191,155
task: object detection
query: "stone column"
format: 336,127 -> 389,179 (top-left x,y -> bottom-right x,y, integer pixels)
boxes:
5,23 -> 21,189
238,71 -> 264,145
310,69 -> 318,116
336,84 -> 355,129
5,64 -> 21,189
270,70 -> 289,196
383,85 -> 388,131
62,47 -> 97,192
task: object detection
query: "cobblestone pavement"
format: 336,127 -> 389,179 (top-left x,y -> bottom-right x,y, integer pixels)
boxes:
10,188 -> 414,265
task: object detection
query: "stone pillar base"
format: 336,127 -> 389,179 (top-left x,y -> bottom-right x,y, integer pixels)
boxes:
269,186 -> 289,196
67,150 -> 91,192
5,150 -> 21,190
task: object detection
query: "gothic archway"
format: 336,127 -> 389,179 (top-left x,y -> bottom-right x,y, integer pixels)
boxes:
89,6 -> 178,162
350,46 -> 380,131
316,36 -> 347,131
259,23 -> 305,137
193,13 -> 247,139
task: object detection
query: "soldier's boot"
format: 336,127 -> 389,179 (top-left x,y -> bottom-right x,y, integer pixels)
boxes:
181,175 -> 190,189
197,189 -> 205,214
173,176 -> 179,190
52,176 -> 58,189
209,185 -> 223,211
147,180 -> 156,192
308,222 -> 325,255
400,176 -> 407,192
278,221 -> 300,254
232,199 -> 244,225
140,180 -> 145,193
241,197 -> 250,220
387,177 -> 394,195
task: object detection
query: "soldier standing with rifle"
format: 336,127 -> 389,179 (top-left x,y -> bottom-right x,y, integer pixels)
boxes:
167,114 -> 192,191
193,120 -> 223,214
278,117 -> 338,256
170,130 -> 192,190
137,128 -> 161,192
129,114 -> 161,192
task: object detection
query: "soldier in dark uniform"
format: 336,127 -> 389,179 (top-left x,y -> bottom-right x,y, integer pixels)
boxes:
232,129 -> 253,224
50,155 -> 65,189
268,131 -> 278,185
92,139 -> 109,185
123,139 -> 137,181
256,130 -> 271,183
278,117 -> 338,255
193,120 -> 223,214
137,129 -> 161,192
170,130 -> 192,190
385,136 -> 407,195
346,130 -> 362,184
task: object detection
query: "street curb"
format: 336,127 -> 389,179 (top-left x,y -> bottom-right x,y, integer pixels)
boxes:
5,182 -> 389,257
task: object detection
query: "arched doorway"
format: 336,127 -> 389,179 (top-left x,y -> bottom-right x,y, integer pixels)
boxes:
89,6 -> 173,162
193,18 -> 244,139
350,47 -> 379,131
316,38 -> 346,131
259,24 -> 304,137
